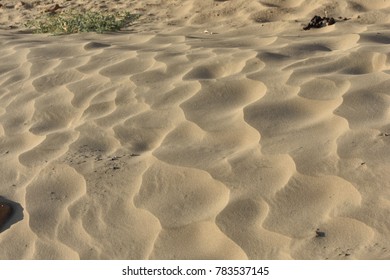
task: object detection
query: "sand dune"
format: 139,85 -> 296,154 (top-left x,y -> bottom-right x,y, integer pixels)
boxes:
1,0 -> 390,259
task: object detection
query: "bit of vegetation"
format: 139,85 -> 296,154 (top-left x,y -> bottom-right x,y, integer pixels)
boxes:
25,10 -> 140,34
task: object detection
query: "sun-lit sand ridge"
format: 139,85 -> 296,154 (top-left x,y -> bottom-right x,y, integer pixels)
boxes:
1,0 -> 390,259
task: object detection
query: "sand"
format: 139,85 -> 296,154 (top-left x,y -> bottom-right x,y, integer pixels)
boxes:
0,0 -> 390,260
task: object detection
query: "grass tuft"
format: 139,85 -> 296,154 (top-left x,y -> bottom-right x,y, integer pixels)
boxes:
25,10 -> 140,35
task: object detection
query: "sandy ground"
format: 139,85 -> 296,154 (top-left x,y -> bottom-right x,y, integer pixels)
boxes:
1,0 -> 390,259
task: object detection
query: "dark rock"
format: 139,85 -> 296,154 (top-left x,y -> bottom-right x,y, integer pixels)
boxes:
315,228 -> 326,238
0,203 -> 13,229
0,197 -> 23,233
303,15 -> 336,30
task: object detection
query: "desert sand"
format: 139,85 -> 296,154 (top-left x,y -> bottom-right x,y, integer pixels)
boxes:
0,0 -> 390,260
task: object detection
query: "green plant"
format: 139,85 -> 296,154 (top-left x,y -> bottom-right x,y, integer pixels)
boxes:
25,10 -> 140,34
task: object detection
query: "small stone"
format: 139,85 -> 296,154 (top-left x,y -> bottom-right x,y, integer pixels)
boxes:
328,17 -> 336,25
315,229 -> 326,238
0,203 -> 13,229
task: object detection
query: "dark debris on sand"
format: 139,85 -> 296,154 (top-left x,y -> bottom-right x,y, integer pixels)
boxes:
303,15 -> 336,30
303,15 -> 351,30
0,202 -> 13,231
0,196 -> 23,233
315,228 -> 326,238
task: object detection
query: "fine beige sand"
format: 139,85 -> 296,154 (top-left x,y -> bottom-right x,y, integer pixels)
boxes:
1,0 -> 390,260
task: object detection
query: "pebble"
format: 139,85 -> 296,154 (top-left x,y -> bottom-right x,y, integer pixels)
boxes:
315,228 -> 326,238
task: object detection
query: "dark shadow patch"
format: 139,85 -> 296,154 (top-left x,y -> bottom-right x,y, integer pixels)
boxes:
348,2 -> 367,12
84,42 -> 111,50
359,33 -> 390,44
257,52 -> 290,63
259,1 -> 280,8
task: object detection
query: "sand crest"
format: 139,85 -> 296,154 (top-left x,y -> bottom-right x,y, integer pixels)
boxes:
1,0 -> 390,259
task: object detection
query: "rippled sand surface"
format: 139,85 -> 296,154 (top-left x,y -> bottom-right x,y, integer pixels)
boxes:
1,0 -> 390,259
